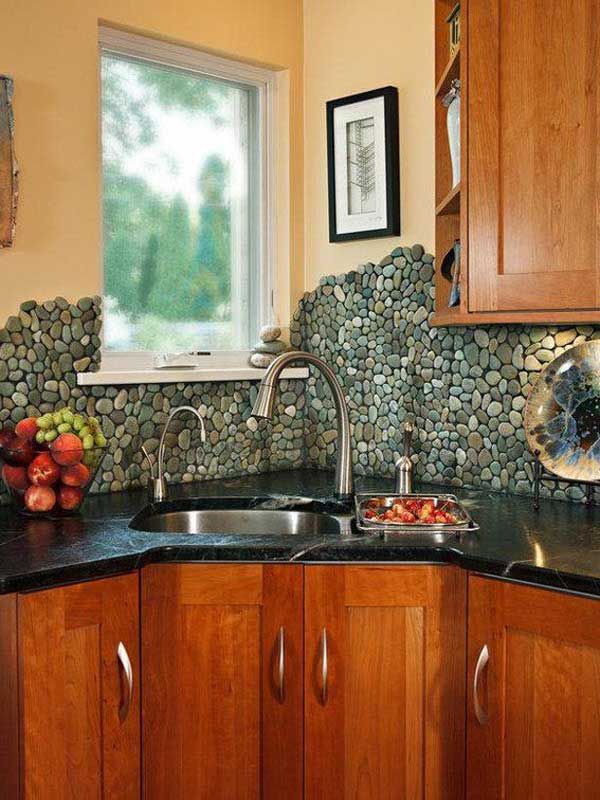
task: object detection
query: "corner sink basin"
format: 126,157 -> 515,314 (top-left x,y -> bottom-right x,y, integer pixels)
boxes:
129,497 -> 347,536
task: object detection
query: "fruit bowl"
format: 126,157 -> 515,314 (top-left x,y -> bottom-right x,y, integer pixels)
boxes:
0,411 -> 107,516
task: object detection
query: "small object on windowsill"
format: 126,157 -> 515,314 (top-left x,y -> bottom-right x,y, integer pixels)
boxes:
249,325 -> 289,368
259,324 -> 281,343
532,456 -> 599,511
250,352 -> 277,368
254,340 -> 288,356
153,351 -> 211,369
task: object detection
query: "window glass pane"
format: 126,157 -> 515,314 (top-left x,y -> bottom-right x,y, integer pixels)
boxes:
101,52 -> 260,351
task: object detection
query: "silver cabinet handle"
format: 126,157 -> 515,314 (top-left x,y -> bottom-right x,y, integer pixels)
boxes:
473,644 -> 489,725
321,628 -> 328,705
277,626 -> 285,703
117,641 -> 133,723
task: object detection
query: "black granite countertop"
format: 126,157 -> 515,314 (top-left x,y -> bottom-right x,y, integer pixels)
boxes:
0,469 -> 599,597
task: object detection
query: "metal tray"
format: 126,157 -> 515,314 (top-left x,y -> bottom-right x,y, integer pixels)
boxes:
355,493 -> 479,535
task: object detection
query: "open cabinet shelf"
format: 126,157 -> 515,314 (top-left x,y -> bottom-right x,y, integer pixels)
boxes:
435,46 -> 460,98
434,0 -> 466,326
436,182 -> 461,216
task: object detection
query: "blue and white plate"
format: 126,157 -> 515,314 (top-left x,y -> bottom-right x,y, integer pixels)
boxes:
525,341 -> 600,481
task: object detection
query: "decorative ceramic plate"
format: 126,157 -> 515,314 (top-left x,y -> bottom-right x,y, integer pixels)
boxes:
525,341 -> 600,481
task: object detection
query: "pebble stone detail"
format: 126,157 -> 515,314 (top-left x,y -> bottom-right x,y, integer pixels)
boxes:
0,297 -> 305,503
2,255 -> 599,508
290,245 -> 600,504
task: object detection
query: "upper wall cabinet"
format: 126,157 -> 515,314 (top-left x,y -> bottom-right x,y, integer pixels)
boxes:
433,0 -> 600,325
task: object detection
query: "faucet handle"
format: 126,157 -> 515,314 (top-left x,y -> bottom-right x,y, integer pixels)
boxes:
402,421 -> 414,458
142,445 -> 166,503
395,422 -> 415,495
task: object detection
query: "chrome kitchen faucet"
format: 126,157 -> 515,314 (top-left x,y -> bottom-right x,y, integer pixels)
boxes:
252,350 -> 353,499
142,405 -> 206,503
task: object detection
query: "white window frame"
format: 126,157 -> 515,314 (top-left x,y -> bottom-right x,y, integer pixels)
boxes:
96,26 -> 279,375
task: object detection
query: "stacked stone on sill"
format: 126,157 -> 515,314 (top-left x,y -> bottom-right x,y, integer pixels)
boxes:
249,324 -> 288,368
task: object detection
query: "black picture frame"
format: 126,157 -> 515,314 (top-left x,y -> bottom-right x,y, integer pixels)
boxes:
326,86 -> 400,243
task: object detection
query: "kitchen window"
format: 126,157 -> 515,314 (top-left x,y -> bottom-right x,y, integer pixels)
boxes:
97,27 -> 277,372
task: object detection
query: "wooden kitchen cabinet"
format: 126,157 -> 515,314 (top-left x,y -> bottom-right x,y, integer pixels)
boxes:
143,563 -> 465,799
142,564 -> 303,800
468,0 -> 600,316
467,575 -> 600,799
6,573 -> 141,799
9,561 -> 599,800
434,0 -> 600,325
304,565 -> 466,799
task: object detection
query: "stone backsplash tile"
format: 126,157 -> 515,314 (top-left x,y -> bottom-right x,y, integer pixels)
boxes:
2,245 -> 599,507
291,245 -> 600,503
0,296 -> 305,503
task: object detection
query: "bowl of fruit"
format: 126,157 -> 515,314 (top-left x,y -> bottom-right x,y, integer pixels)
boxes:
0,409 -> 107,516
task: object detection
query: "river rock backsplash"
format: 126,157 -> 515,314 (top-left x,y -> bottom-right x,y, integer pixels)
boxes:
0,296 -> 305,503
291,244 -> 600,503
1,244 -> 598,505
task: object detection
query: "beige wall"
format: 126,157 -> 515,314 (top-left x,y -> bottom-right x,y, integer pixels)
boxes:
0,0 -> 433,323
303,0 -> 434,287
0,0 -> 303,323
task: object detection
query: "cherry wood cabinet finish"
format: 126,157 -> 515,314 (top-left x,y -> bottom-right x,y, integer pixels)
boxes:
467,575 -> 600,799
0,594 -> 19,800
142,564 -> 303,800
468,0 -> 600,313
18,573 -> 141,799
304,565 -> 466,799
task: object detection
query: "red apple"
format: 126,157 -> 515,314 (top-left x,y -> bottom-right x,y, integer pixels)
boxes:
58,485 -> 83,511
50,433 -> 83,466
1,435 -> 35,466
24,485 -> 56,513
2,464 -> 29,492
27,452 -> 60,487
61,462 -> 91,488
0,426 -> 16,459
15,417 -> 39,442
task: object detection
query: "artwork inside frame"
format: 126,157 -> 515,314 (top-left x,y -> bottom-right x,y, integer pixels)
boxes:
0,75 -> 18,248
327,86 -> 400,242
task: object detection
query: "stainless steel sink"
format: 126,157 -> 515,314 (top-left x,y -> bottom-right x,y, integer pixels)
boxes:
130,505 -> 344,536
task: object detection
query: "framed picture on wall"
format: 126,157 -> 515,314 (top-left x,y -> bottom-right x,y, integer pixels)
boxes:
326,86 -> 400,242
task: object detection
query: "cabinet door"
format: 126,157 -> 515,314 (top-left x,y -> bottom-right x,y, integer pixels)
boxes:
0,594 -> 19,799
467,575 -> 600,799
19,573 -> 141,799
305,565 -> 466,799
468,0 -> 600,312
142,564 -> 303,800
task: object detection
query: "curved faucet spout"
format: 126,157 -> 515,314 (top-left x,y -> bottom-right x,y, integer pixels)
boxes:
252,350 -> 353,499
148,405 -> 206,503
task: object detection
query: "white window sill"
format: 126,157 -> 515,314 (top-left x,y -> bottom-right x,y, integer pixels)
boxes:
76,366 -> 309,387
